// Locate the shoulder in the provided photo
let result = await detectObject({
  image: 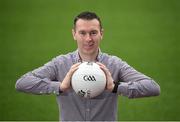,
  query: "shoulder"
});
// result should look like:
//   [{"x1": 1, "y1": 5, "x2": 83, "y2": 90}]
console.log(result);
[
  {"x1": 100, "y1": 52, "x2": 131, "y2": 70},
  {"x1": 50, "y1": 51, "x2": 76, "y2": 66},
  {"x1": 101, "y1": 52, "x2": 123, "y2": 64},
  {"x1": 55, "y1": 51, "x2": 74, "y2": 61},
  {"x1": 101, "y1": 52, "x2": 134, "y2": 76}
]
